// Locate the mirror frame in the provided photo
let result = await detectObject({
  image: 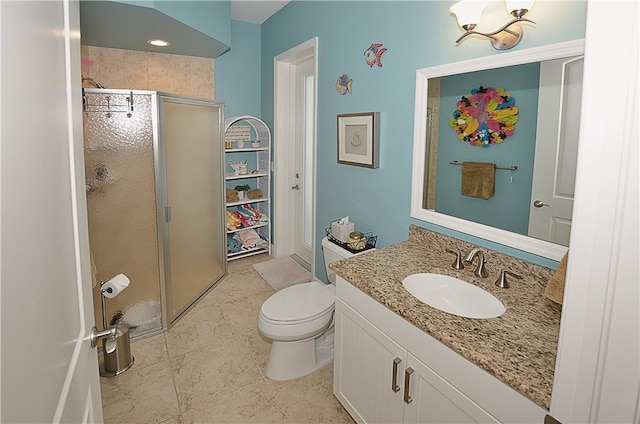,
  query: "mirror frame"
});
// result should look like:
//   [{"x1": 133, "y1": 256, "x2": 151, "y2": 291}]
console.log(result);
[{"x1": 411, "y1": 39, "x2": 584, "y2": 261}]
